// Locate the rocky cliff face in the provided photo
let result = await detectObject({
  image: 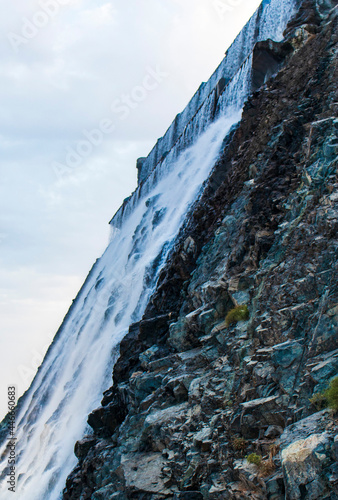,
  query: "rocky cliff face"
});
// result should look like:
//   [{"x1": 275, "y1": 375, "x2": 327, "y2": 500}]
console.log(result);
[{"x1": 64, "y1": 2, "x2": 338, "y2": 499}]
